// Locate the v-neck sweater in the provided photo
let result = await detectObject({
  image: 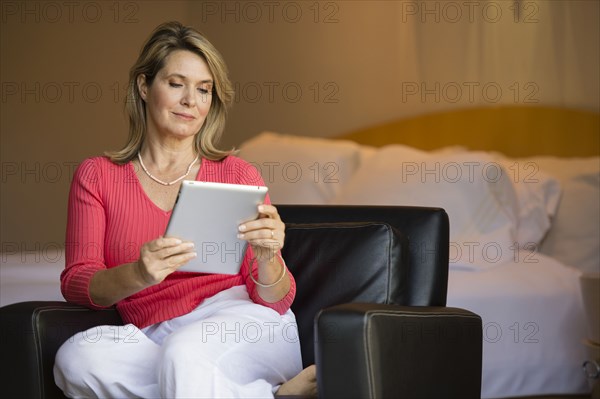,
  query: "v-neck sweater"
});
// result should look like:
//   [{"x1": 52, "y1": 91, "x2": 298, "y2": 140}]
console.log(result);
[{"x1": 61, "y1": 156, "x2": 295, "y2": 328}]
